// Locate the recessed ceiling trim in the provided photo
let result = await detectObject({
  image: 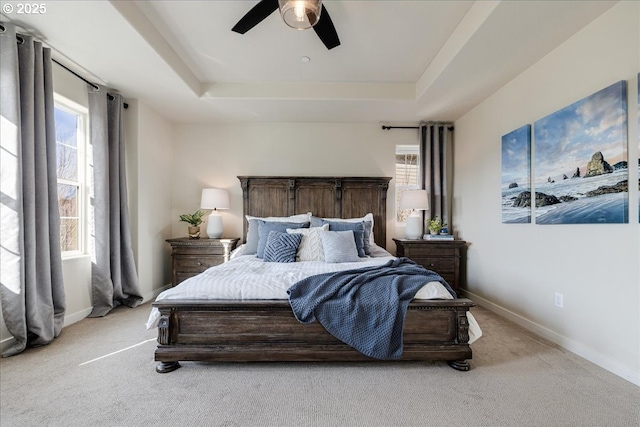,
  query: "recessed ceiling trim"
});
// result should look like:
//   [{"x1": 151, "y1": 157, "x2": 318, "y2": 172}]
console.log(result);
[
  {"x1": 202, "y1": 82, "x2": 415, "y2": 101},
  {"x1": 110, "y1": 0, "x2": 202, "y2": 96},
  {"x1": 415, "y1": 0, "x2": 500, "y2": 101}
]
